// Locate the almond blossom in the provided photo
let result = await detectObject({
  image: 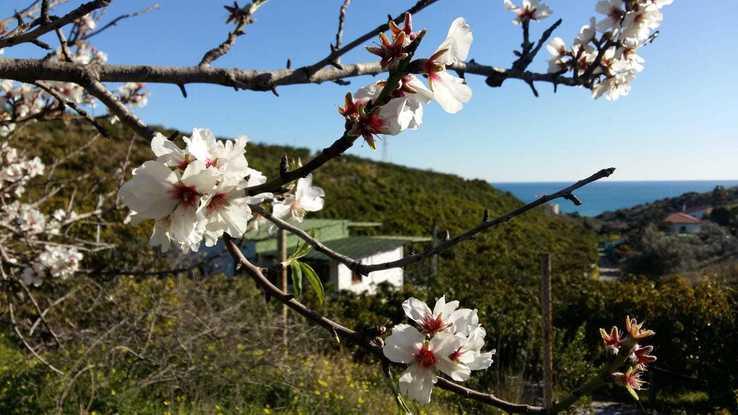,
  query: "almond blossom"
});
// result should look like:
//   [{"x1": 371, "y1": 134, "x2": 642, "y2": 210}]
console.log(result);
[
  {"x1": 383, "y1": 324, "x2": 465, "y2": 403},
  {"x1": 448, "y1": 326, "x2": 496, "y2": 371},
  {"x1": 422, "y1": 17, "x2": 473, "y2": 114},
  {"x1": 272, "y1": 174, "x2": 325, "y2": 223},
  {"x1": 119, "y1": 160, "x2": 218, "y2": 251},
  {"x1": 339, "y1": 91, "x2": 416, "y2": 149},
  {"x1": 120, "y1": 129, "x2": 278, "y2": 252},
  {"x1": 629, "y1": 344, "x2": 657, "y2": 368},
  {"x1": 612, "y1": 367, "x2": 646, "y2": 400},
  {"x1": 624, "y1": 315, "x2": 655, "y2": 340},
  {"x1": 595, "y1": 0, "x2": 626, "y2": 33},
  {"x1": 21, "y1": 245, "x2": 84, "y2": 286},
  {"x1": 384, "y1": 296, "x2": 495, "y2": 404},
  {"x1": 504, "y1": 0, "x2": 552, "y2": 24},
  {"x1": 402, "y1": 296, "x2": 474, "y2": 335},
  {"x1": 367, "y1": 13, "x2": 420, "y2": 68},
  {"x1": 199, "y1": 176, "x2": 254, "y2": 247},
  {"x1": 599, "y1": 326, "x2": 623, "y2": 354}
]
